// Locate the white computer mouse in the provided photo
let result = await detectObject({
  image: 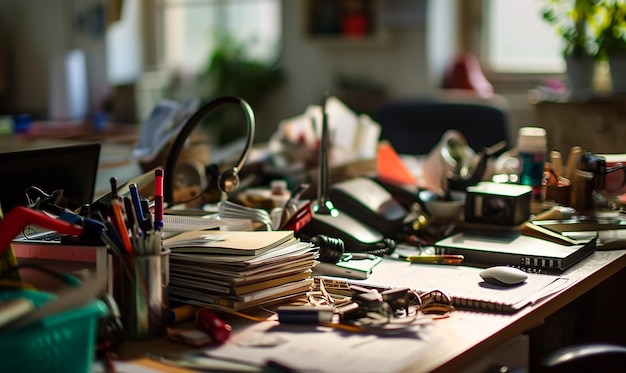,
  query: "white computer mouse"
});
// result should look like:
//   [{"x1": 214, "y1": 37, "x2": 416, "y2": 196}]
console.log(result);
[{"x1": 479, "y1": 266, "x2": 528, "y2": 286}]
